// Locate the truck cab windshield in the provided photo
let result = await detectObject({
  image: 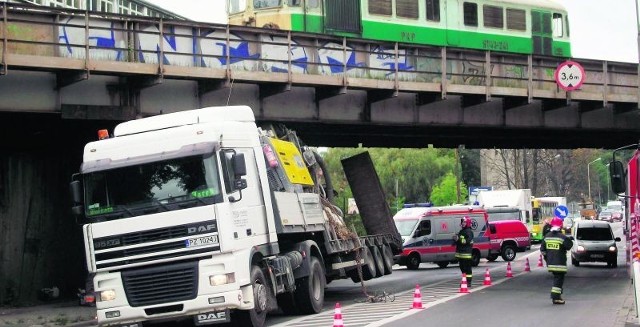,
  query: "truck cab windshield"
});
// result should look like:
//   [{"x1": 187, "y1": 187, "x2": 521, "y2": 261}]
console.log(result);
[{"x1": 83, "y1": 154, "x2": 222, "y2": 220}]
